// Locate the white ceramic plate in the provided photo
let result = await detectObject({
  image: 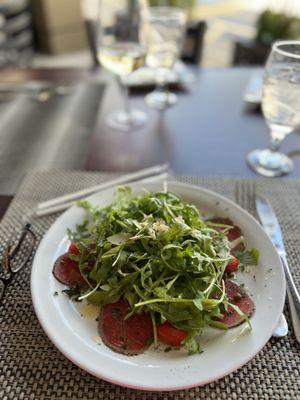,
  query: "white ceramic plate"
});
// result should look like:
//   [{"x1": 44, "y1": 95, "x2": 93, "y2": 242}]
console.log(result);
[{"x1": 31, "y1": 181, "x2": 285, "y2": 391}]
